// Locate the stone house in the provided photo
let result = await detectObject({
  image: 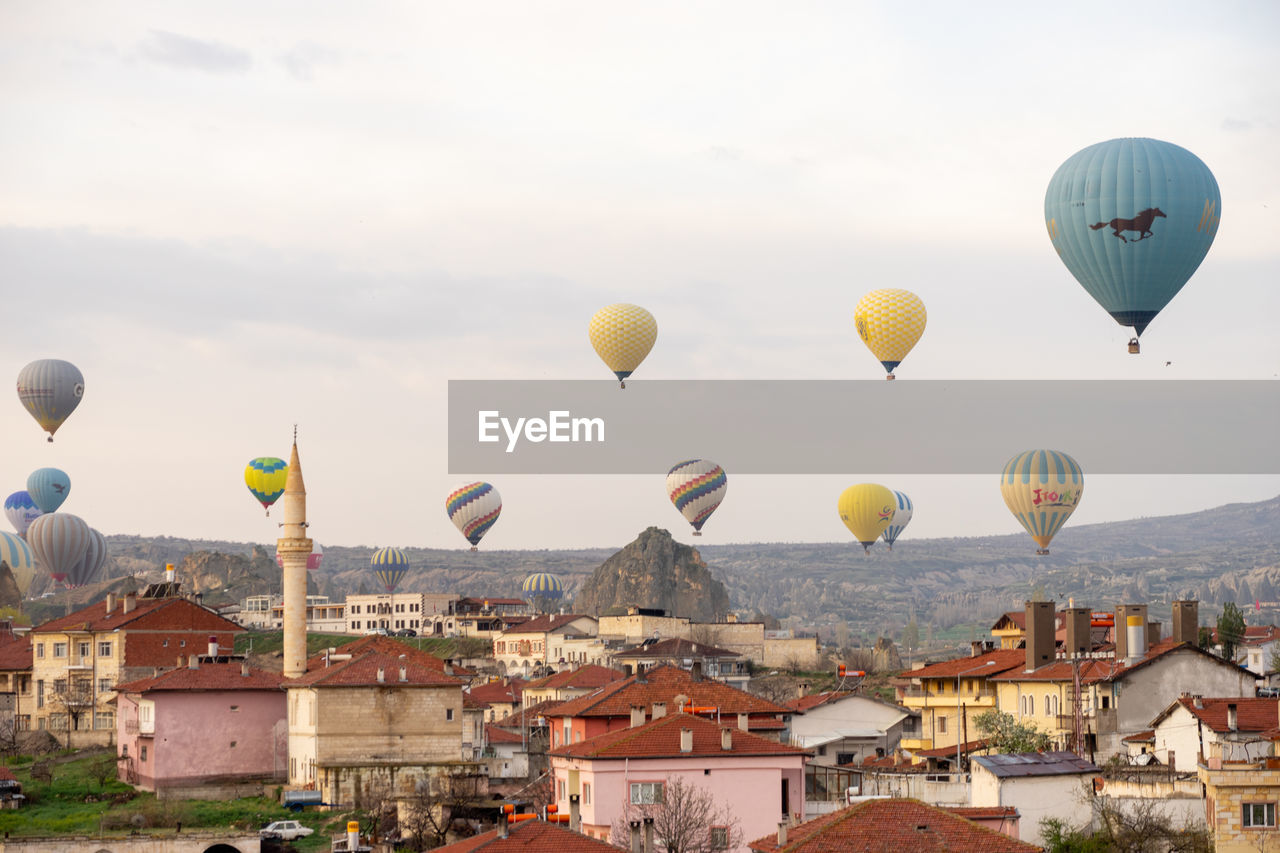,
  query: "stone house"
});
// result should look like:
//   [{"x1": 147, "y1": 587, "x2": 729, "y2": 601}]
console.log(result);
[
  {"x1": 0, "y1": 632, "x2": 33, "y2": 736},
  {"x1": 1149, "y1": 696, "x2": 1280, "y2": 772},
  {"x1": 1199, "y1": 756, "x2": 1280, "y2": 852},
  {"x1": 493, "y1": 615, "x2": 599, "y2": 676},
  {"x1": 522, "y1": 665, "x2": 625, "y2": 709}
]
